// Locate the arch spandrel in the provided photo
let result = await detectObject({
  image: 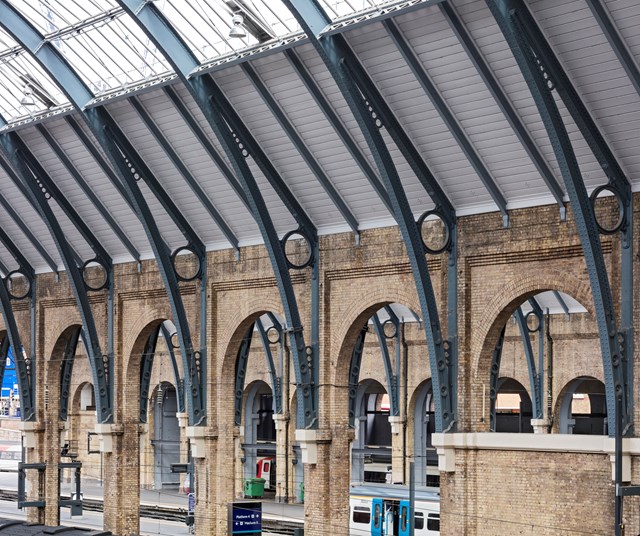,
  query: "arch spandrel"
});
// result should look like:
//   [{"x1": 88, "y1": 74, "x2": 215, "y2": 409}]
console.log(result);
[{"x1": 471, "y1": 269, "x2": 594, "y2": 378}]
